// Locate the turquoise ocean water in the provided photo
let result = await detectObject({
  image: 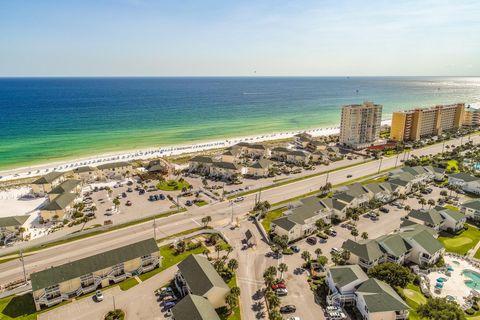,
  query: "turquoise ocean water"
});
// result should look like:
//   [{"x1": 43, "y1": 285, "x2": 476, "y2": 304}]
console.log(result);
[{"x1": 0, "y1": 77, "x2": 479, "y2": 170}]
